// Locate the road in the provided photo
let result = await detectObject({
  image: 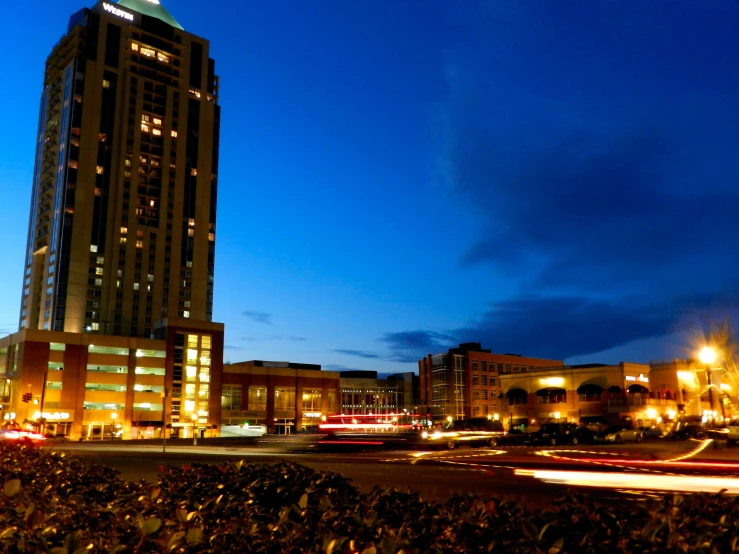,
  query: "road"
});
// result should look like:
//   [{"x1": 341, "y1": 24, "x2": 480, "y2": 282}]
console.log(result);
[{"x1": 45, "y1": 436, "x2": 739, "y2": 507}]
